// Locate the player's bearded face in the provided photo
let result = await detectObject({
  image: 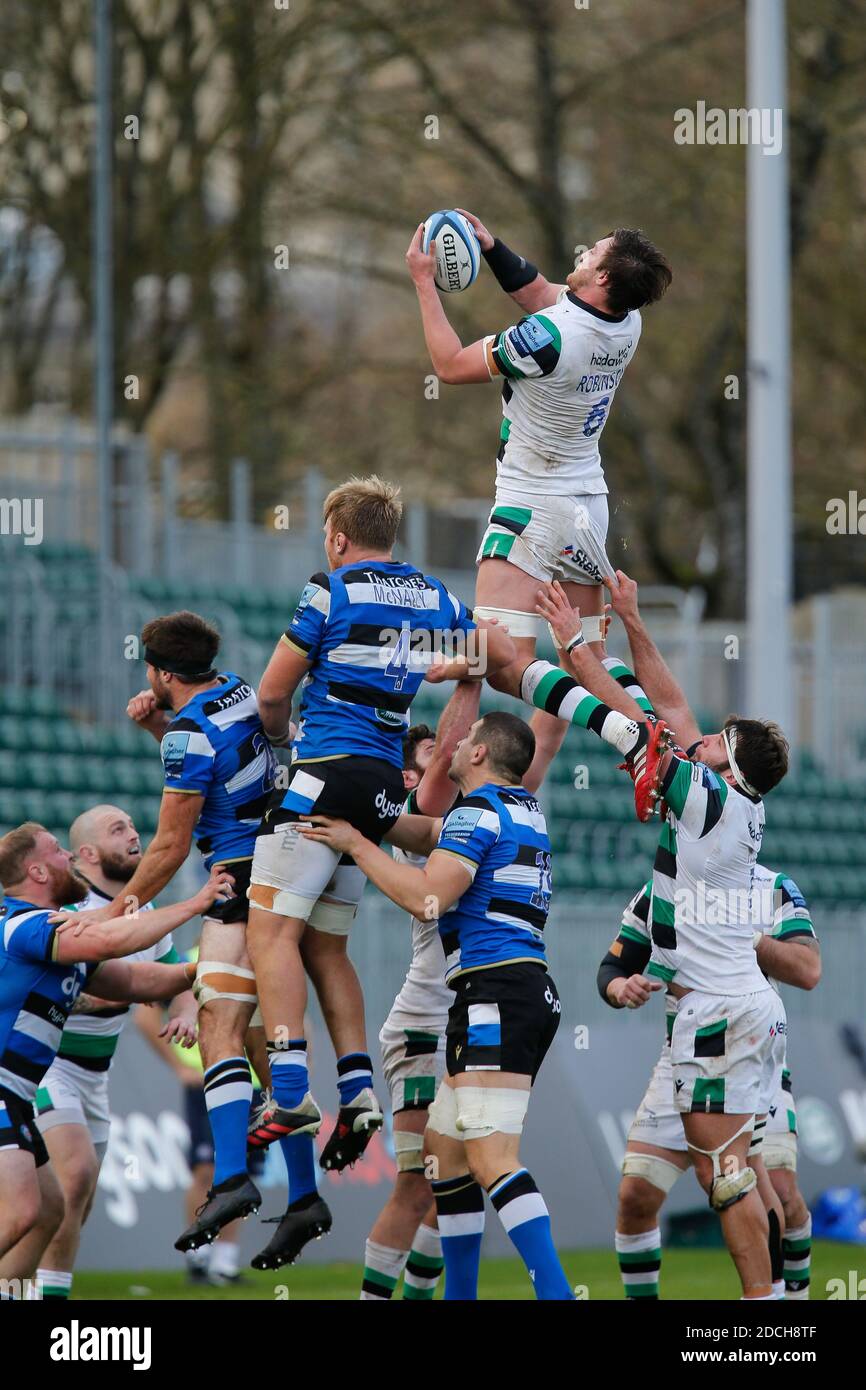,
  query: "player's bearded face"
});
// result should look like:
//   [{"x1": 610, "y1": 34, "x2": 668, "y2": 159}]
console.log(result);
[
  {"x1": 49, "y1": 863, "x2": 90, "y2": 906},
  {"x1": 98, "y1": 846, "x2": 140, "y2": 883},
  {"x1": 151, "y1": 671, "x2": 173, "y2": 709}
]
